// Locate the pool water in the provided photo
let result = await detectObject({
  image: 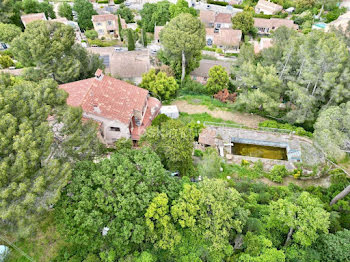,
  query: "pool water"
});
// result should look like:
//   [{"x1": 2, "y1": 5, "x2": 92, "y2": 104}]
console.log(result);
[{"x1": 232, "y1": 143, "x2": 288, "y2": 160}]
